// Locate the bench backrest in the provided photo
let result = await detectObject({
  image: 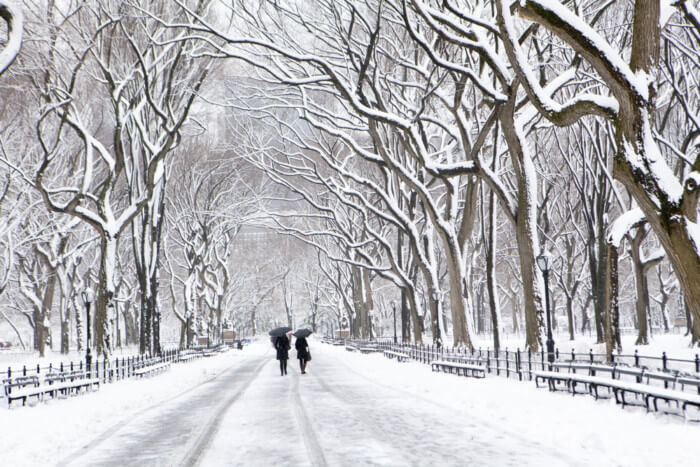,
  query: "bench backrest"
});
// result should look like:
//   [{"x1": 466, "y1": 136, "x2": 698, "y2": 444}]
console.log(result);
[{"x1": 3, "y1": 376, "x2": 40, "y2": 395}]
